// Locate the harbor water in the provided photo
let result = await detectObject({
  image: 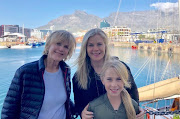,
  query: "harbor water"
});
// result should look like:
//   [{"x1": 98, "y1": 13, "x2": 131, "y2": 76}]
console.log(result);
[{"x1": 0, "y1": 44, "x2": 180, "y2": 117}]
